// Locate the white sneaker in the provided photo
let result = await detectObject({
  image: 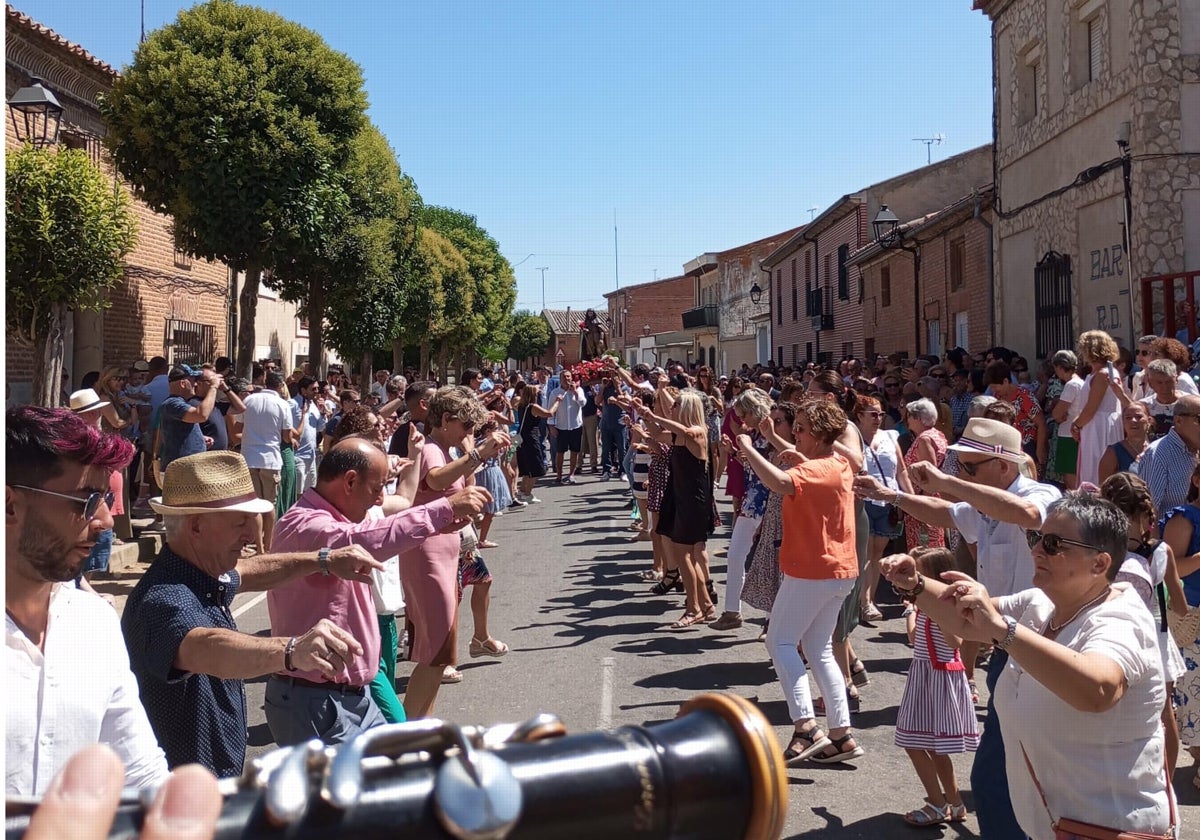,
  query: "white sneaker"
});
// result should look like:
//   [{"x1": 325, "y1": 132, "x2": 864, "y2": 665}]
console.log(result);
[{"x1": 527, "y1": 495, "x2": 543, "y2": 504}]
